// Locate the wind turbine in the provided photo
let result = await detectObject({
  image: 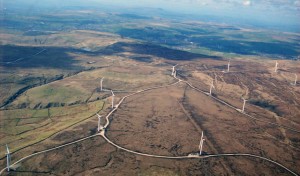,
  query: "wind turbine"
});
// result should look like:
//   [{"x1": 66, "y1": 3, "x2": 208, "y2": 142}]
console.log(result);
[
  {"x1": 97, "y1": 113, "x2": 103, "y2": 131},
  {"x1": 242, "y1": 98, "x2": 247, "y2": 113},
  {"x1": 171, "y1": 66, "x2": 175, "y2": 76},
  {"x1": 100, "y1": 77, "x2": 104, "y2": 91},
  {"x1": 209, "y1": 80, "x2": 215, "y2": 96},
  {"x1": 293, "y1": 74, "x2": 297, "y2": 86},
  {"x1": 274, "y1": 61, "x2": 278, "y2": 73},
  {"x1": 199, "y1": 131, "x2": 205, "y2": 156},
  {"x1": 172, "y1": 64, "x2": 178, "y2": 76},
  {"x1": 111, "y1": 90, "x2": 115, "y2": 108},
  {"x1": 214, "y1": 74, "x2": 218, "y2": 84},
  {"x1": 6, "y1": 144, "x2": 11, "y2": 172},
  {"x1": 227, "y1": 59, "x2": 231, "y2": 72}
]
